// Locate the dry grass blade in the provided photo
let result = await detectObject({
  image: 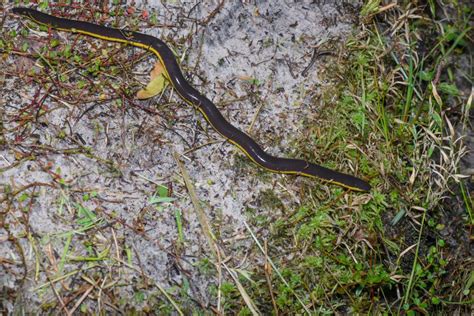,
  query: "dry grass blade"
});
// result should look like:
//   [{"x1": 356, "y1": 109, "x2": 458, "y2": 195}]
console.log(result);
[
  {"x1": 32, "y1": 265, "x2": 99, "y2": 291},
  {"x1": 173, "y1": 151, "x2": 260, "y2": 315},
  {"x1": 244, "y1": 221, "x2": 312, "y2": 314},
  {"x1": 223, "y1": 263, "x2": 261, "y2": 316},
  {"x1": 172, "y1": 151, "x2": 217, "y2": 257},
  {"x1": 113, "y1": 257, "x2": 184, "y2": 316},
  {"x1": 69, "y1": 283, "x2": 95, "y2": 314}
]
